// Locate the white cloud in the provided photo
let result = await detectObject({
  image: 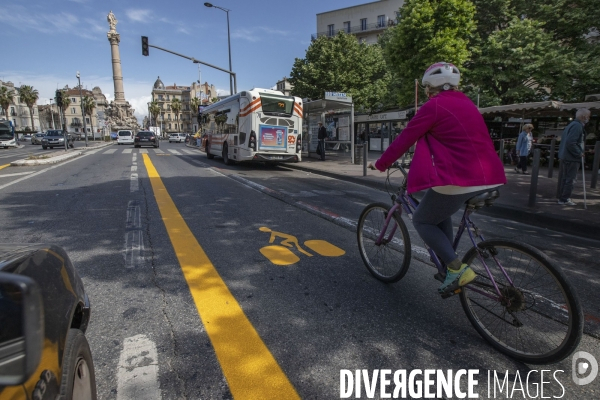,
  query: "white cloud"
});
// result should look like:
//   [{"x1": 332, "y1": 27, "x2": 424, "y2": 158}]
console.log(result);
[
  {"x1": 125, "y1": 9, "x2": 153, "y2": 23},
  {"x1": 232, "y1": 26, "x2": 291, "y2": 42}
]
